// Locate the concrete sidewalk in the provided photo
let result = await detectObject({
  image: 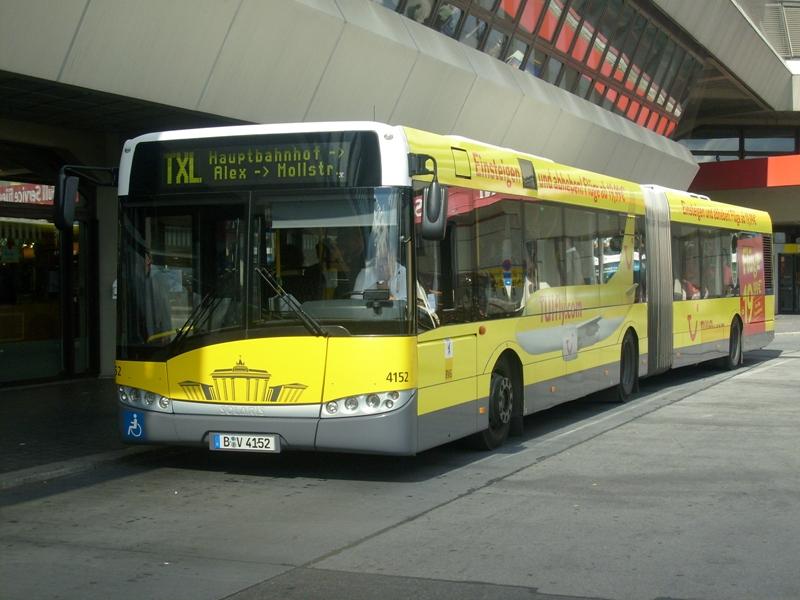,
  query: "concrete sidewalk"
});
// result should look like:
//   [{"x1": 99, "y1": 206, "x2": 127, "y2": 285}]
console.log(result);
[
  {"x1": 0, "y1": 377, "x2": 155, "y2": 489},
  {"x1": 1, "y1": 315, "x2": 798, "y2": 491}
]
